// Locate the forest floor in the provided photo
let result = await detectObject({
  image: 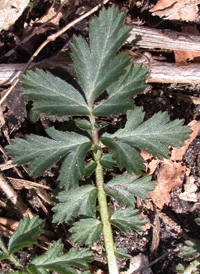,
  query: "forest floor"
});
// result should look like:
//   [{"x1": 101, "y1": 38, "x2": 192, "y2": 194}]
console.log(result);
[{"x1": 0, "y1": 0, "x2": 200, "y2": 273}]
